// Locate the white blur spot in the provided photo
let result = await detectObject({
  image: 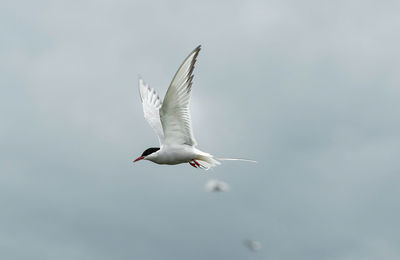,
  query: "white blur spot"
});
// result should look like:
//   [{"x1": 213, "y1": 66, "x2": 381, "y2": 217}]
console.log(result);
[
  {"x1": 205, "y1": 179, "x2": 230, "y2": 192},
  {"x1": 244, "y1": 240, "x2": 262, "y2": 251}
]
